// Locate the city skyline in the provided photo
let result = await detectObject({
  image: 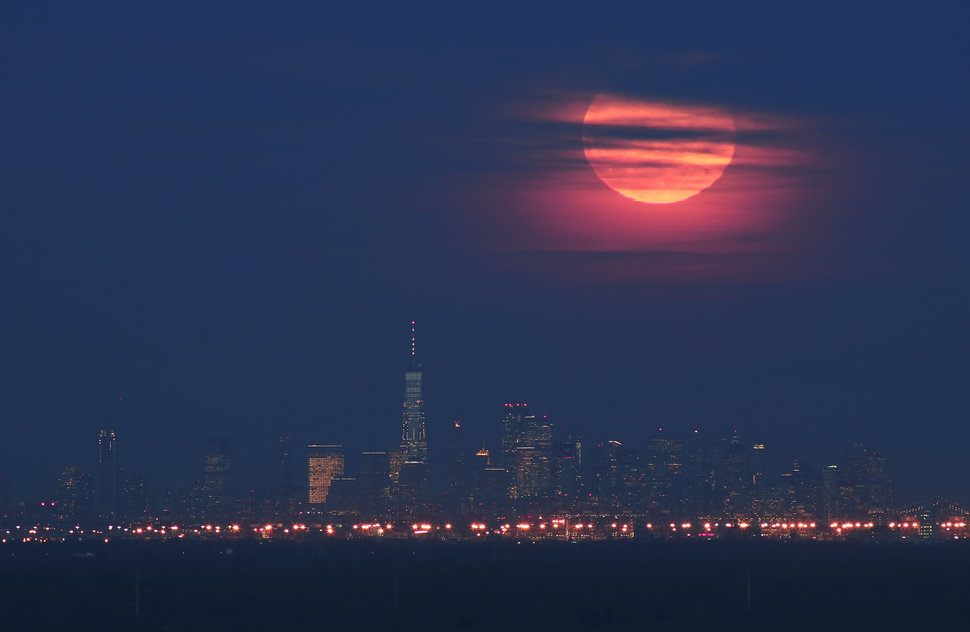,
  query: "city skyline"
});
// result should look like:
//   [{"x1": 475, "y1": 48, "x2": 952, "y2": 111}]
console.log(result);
[
  {"x1": 3, "y1": 324, "x2": 961, "y2": 522},
  {"x1": 2, "y1": 3, "x2": 967, "y2": 535},
  {"x1": 4, "y1": 318, "x2": 964, "y2": 509},
  {"x1": 2, "y1": 4, "x2": 967, "y2": 629}
]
